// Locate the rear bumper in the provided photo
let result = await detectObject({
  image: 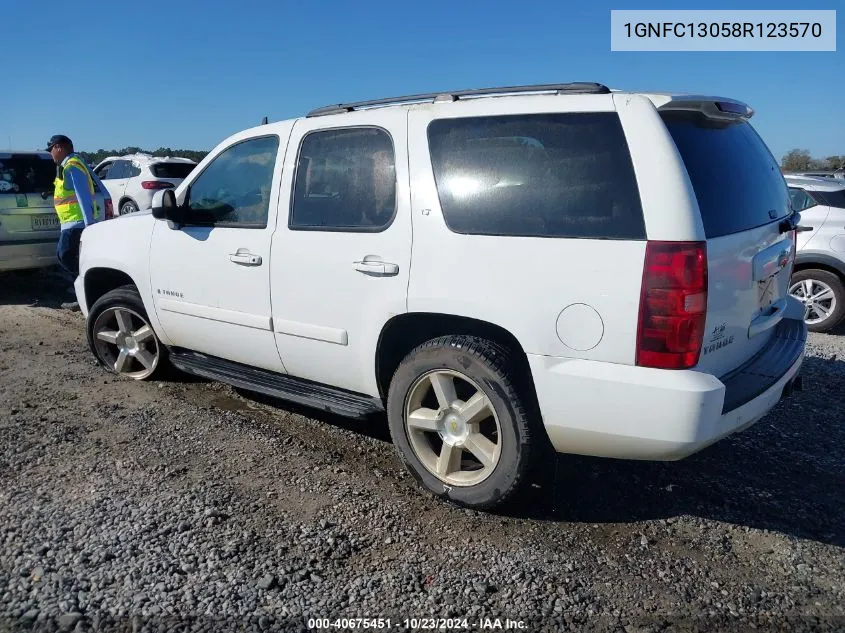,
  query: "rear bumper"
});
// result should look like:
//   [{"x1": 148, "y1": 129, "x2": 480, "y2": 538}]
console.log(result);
[
  {"x1": 530, "y1": 313, "x2": 807, "y2": 461},
  {"x1": 0, "y1": 240, "x2": 58, "y2": 272}
]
